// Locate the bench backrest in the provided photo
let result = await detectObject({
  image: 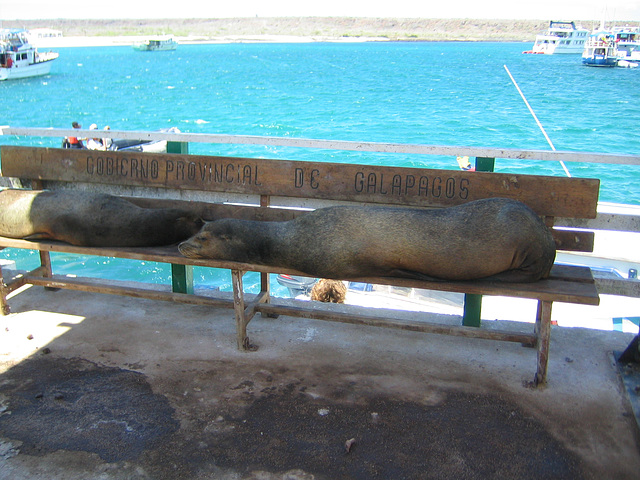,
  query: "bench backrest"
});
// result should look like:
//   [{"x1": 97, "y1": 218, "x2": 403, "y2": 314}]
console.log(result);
[{"x1": 0, "y1": 146, "x2": 600, "y2": 252}]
